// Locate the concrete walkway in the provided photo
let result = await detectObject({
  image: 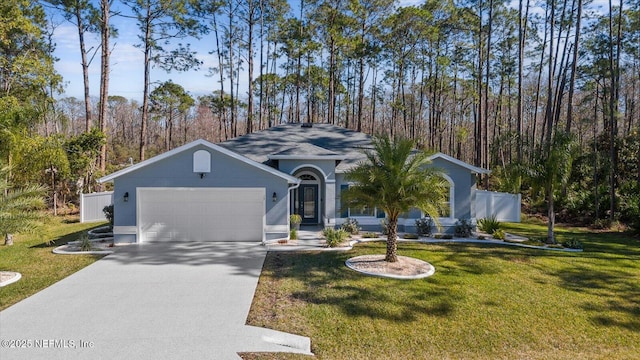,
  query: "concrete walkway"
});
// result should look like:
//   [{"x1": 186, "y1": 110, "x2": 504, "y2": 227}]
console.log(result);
[{"x1": 0, "y1": 242, "x2": 312, "y2": 360}]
